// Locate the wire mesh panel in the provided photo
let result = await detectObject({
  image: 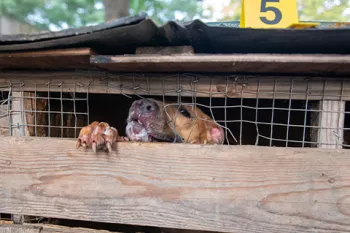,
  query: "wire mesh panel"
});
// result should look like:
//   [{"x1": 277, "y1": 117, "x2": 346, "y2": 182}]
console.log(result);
[
  {"x1": 1, "y1": 82, "x2": 89, "y2": 138},
  {"x1": 1, "y1": 72, "x2": 349, "y2": 148}
]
